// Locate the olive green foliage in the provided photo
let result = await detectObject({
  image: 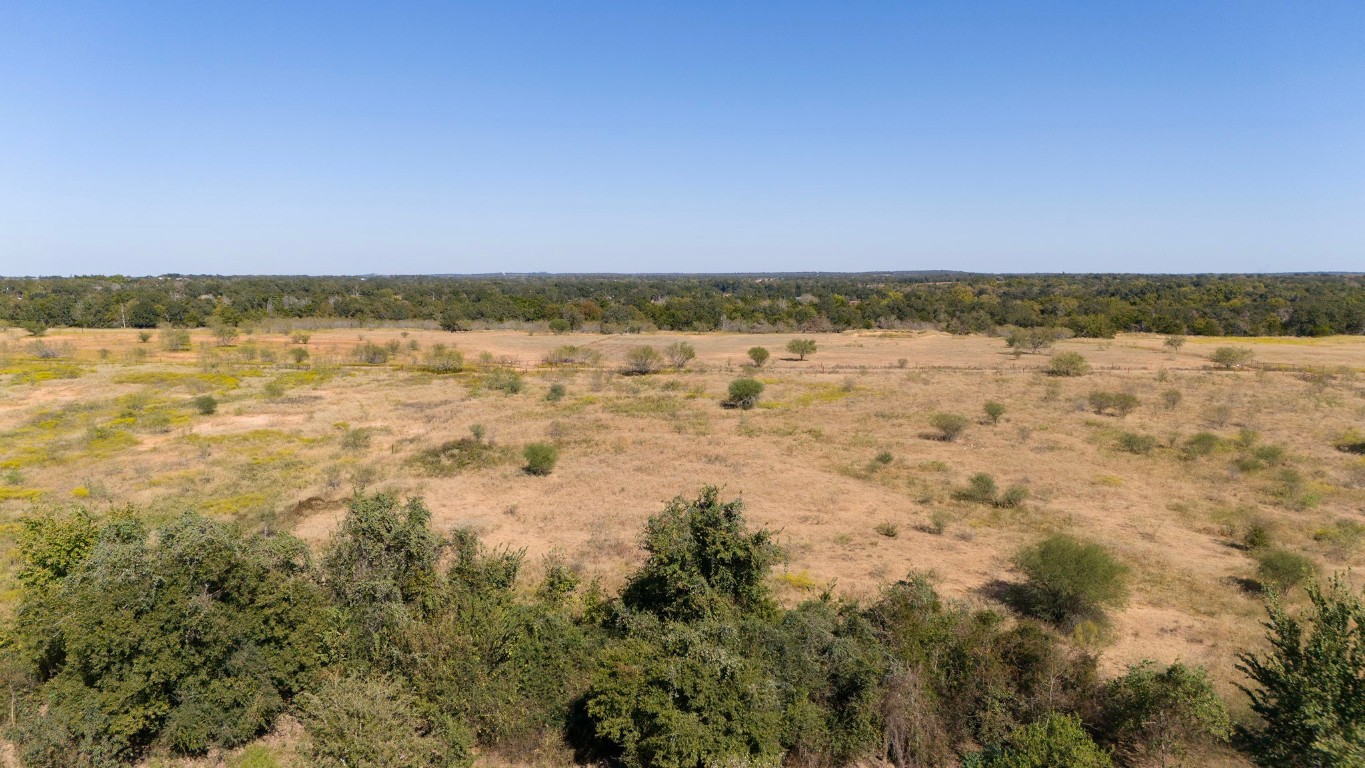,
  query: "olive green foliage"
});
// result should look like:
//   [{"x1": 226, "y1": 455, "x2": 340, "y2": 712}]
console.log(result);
[
  {"x1": 1012, "y1": 535, "x2": 1130, "y2": 626},
  {"x1": 1181, "y1": 432, "x2": 1222, "y2": 460},
  {"x1": 1163, "y1": 335, "x2": 1186, "y2": 352},
  {"x1": 191, "y1": 394, "x2": 218, "y2": 415},
  {"x1": 1047, "y1": 352, "x2": 1090, "y2": 377},
  {"x1": 956, "y1": 473, "x2": 1029, "y2": 508},
  {"x1": 969, "y1": 714, "x2": 1113, "y2": 768},
  {"x1": 930, "y1": 412, "x2": 970, "y2": 441},
  {"x1": 546, "y1": 382, "x2": 567, "y2": 401},
  {"x1": 786, "y1": 338, "x2": 818, "y2": 360},
  {"x1": 353, "y1": 341, "x2": 392, "y2": 364},
  {"x1": 419, "y1": 344, "x2": 463, "y2": 373},
  {"x1": 1088, "y1": 391, "x2": 1139, "y2": 417},
  {"x1": 1116, "y1": 432, "x2": 1156, "y2": 455},
  {"x1": 623, "y1": 345, "x2": 664, "y2": 375},
  {"x1": 1237, "y1": 577, "x2": 1365, "y2": 768},
  {"x1": 548, "y1": 318, "x2": 571, "y2": 334},
  {"x1": 1334, "y1": 428, "x2": 1365, "y2": 455},
  {"x1": 12, "y1": 513, "x2": 333, "y2": 764},
  {"x1": 1210, "y1": 346, "x2": 1255, "y2": 370},
  {"x1": 14, "y1": 508, "x2": 98, "y2": 589},
  {"x1": 481, "y1": 367, "x2": 524, "y2": 394},
  {"x1": 523, "y1": 441, "x2": 559, "y2": 475},
  {"x1": 296, "y1": 675, "x2": 463, "y2": 768},
  {"x1": 1005, "y1": 326, "x2": 1069, "y2": 354},
  {"x1": 1099, "y1": 661, "x2": 1230, "y2": 767},
  {"x1": 664, "y1": 341, "x2": 696, "y2": 369},
  {"x1": 747, "y1": 346, "x2": 770, "y2": 367},
  {"x1": 160, "y1": 327, "x2": 192, "y2": 351},
  {"x1": 411, "y1": 427, "x2": 513, "y2": 476},
  {"x1": 1253, "y1": 548, "x2": 1317, "y2": 594},
  {"x1": 725, "y1": 377, "x2": 765, "y2": 409},
  {"x1": 984, "y1": 401, "x2": 1006, "y2": 424}
]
